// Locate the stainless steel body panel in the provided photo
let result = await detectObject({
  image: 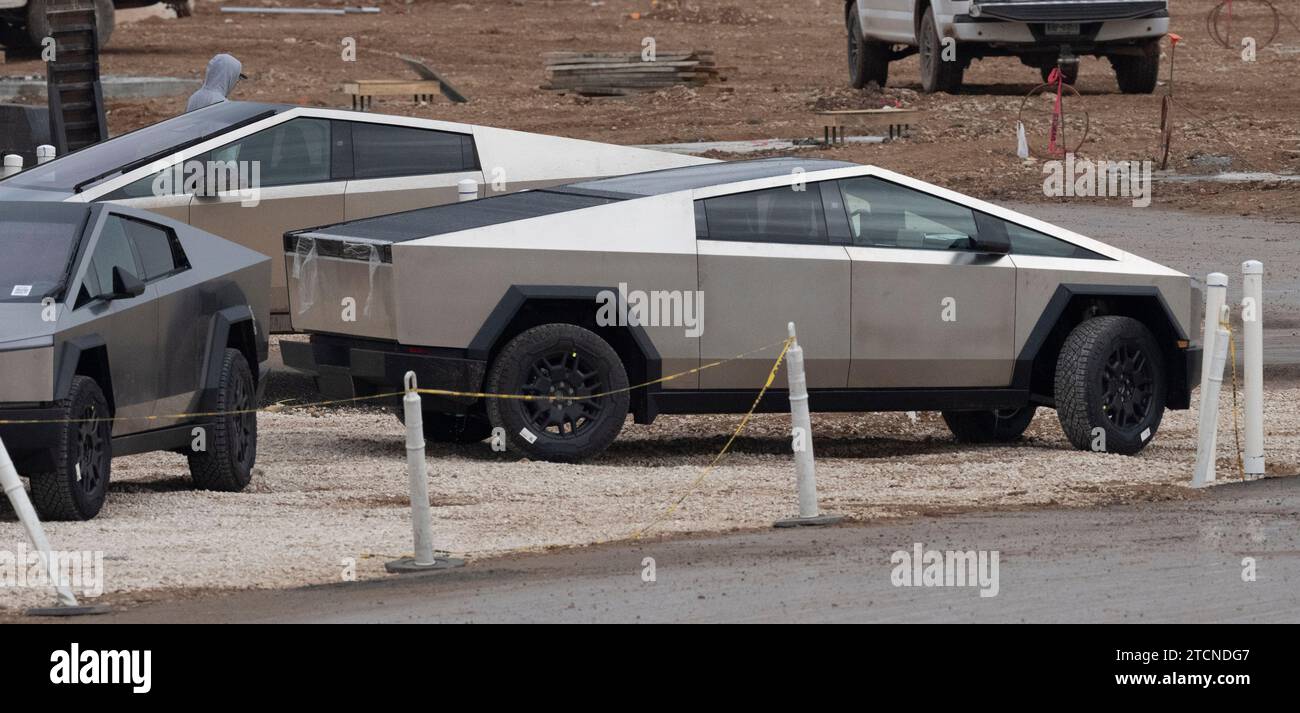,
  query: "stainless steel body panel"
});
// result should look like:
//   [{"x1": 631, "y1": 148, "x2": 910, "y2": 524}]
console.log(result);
[
  {"x1": 847, "y1": 247, "x2": 1017, "y2": 387},
  {"x1": 697, "y1": 241, "x2": 850, "y2": 388}
]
